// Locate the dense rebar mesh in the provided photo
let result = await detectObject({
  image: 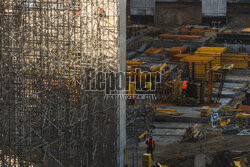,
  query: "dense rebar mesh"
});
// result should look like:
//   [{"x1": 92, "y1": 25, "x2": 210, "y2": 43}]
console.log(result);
[{"x1": 0, "y1": 0, "x2": 120, "y2": 166}]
